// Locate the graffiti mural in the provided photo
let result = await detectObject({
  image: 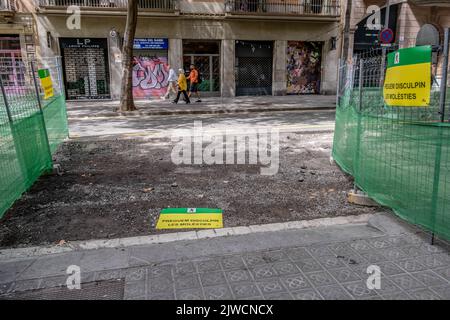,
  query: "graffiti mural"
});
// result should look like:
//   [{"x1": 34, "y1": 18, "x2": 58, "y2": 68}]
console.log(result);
[
  {"x1": 286, "y1": 41, "x2": 322, "y2": 94},
  {"x1": 132, "y1": 56, "x2": 169, "y2": 99}
]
